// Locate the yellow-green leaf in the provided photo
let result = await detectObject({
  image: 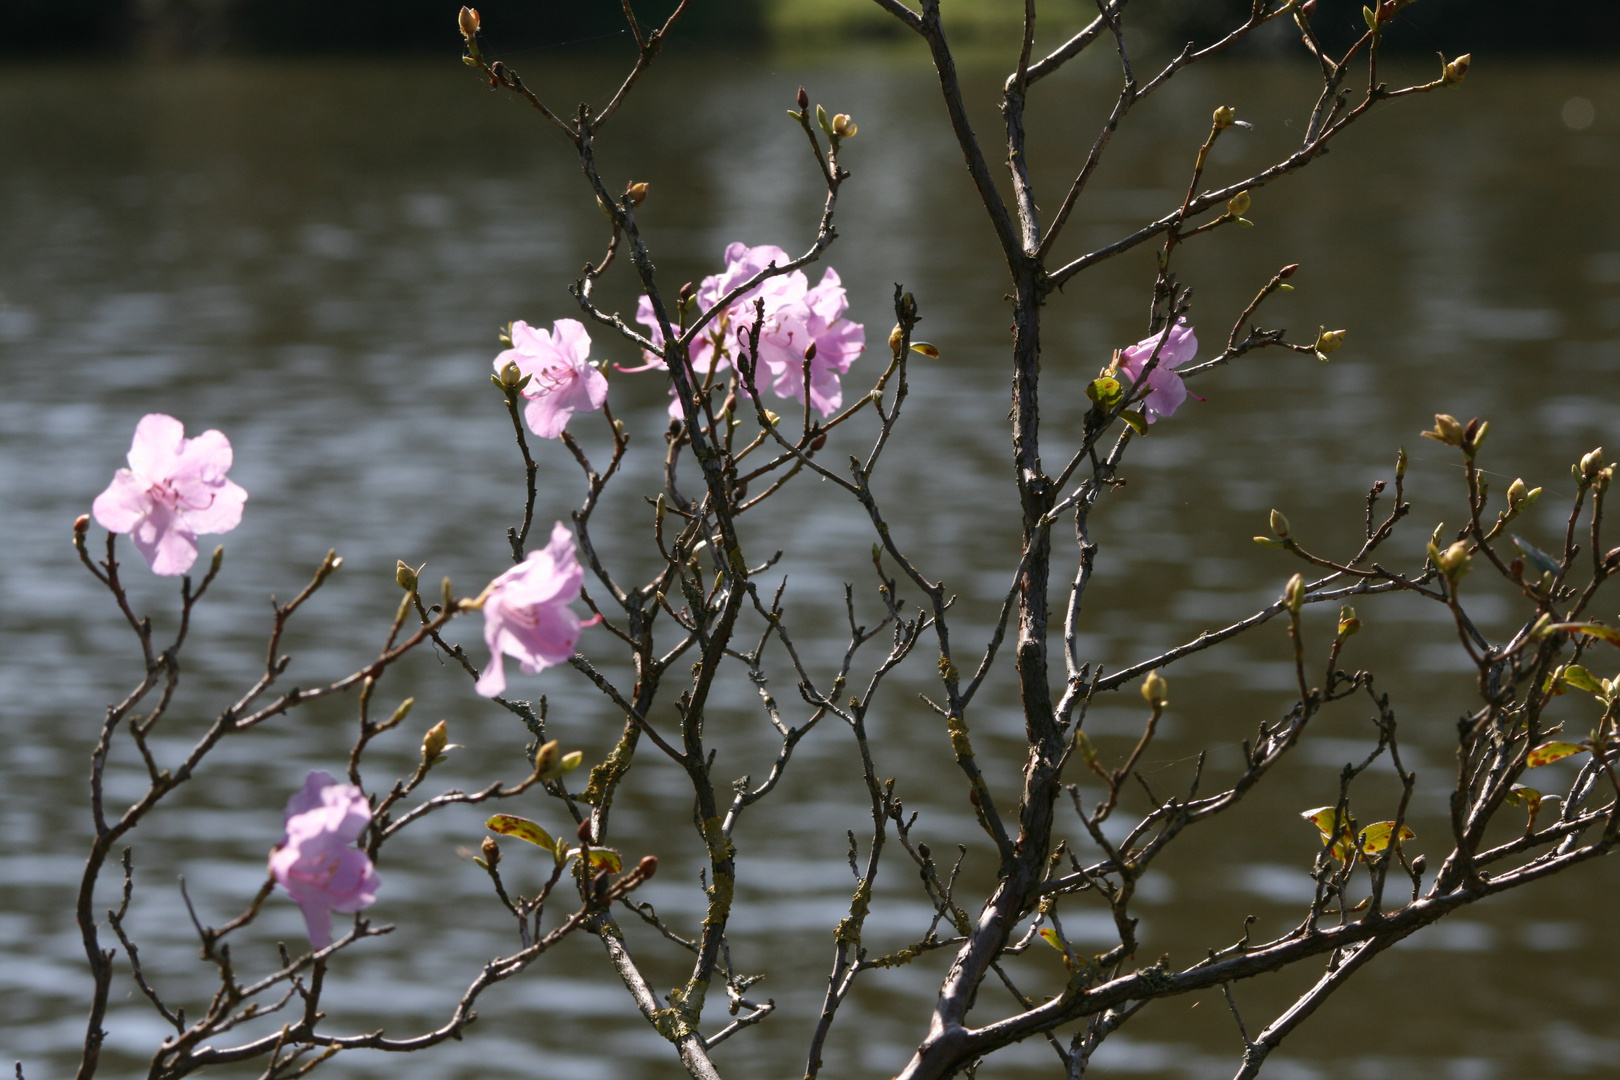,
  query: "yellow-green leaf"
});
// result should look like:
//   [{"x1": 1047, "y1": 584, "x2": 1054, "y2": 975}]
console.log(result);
[
  {"x1": 1526, "y1": 741, "x2": 1585, "y2": 768},
  {"x1": 1547, "y1": 622, "x2": 1620, "y2": 646},
  {"x1": 566, "y1": 847, "x2": 623, "y2": 873},
  {"x1": 486, "y1": 814, "x2": 556, "y2": 853},
  {"x1": 1038, "y1": 927, "x2": 1065, "y2": 953},
  {"x1": 909, "y1": 342, "x2": 941, "y2": 359},
  {"x1": 1558, "y1": 664, "x2": 1606, "y2": 697},
  {"x1": 1503, "y1": 784, "x2": 1542, "y2": 812},
  {"x1": 1119, "y1": 409, "x2": 1148, "y2": 436},
  {"x1": 1302, "y1": 806, "x2": 1355, "y2": 840},
  {"x1": 1356, "y1": 821, "x2": 1415, "y2": 855},
  {"x1": 1086, "y1": 377, "x2": 1123, "y2": 409}
]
